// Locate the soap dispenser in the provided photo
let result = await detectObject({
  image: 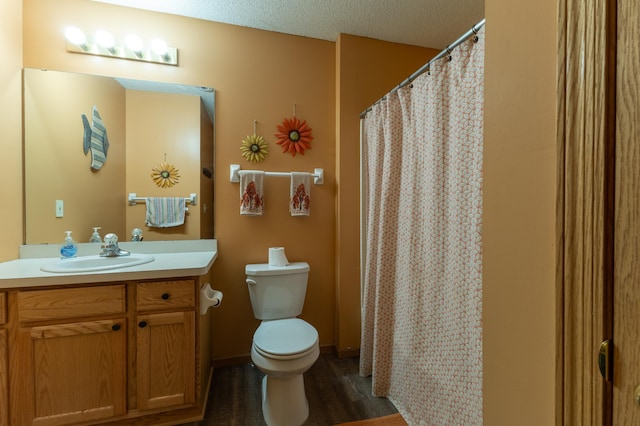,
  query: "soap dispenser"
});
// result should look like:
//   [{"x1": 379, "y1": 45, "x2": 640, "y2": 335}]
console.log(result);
[
  {"x1": 60, "y1": 231, "x2": 78, "y2": 259},
  {"x1": 89, "y1": 227, "x2": 102, "y2": 243}
]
